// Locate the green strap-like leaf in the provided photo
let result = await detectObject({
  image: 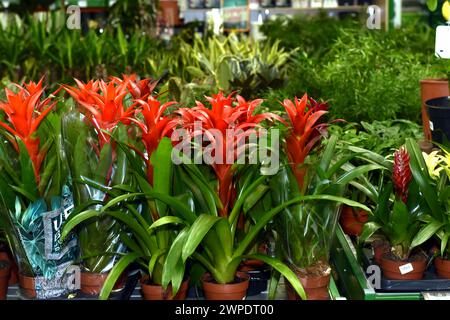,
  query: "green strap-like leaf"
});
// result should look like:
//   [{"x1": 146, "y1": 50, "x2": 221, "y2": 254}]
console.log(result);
[
  {"x1": 17, "y1": 139, "x2": 38, "y2": 199},
  {"x1": 162, "y1": 227, "x2": 190, "y2": 291},
  {"x1": 235, "y1": 194, "x2": 370, "y2": 258},
  {"x1": 336, "y1": 164, "x2": 385, "y2": 185},
  {"x1": 229, "y1": 175, "x2": 267, "y2": 229},
  {"x1": 101, "y1": 193, "x2": 144, "y2": 212},
  {"x1": 94, "y1": 143, "x2": 113, "y2": 184},
  {"x1": 359, "y1": 222, "x2": 382, "y2": 245},
  {"x1": 182, "y1": 214, "x2": 222, "y2": 262},
  {"x1": 245, "y1": 254, "x2": 307, "y2": 300},
  {"x1": 148, "y1": 216, "x2": 186, "y2": 232},
  {"x1": 61, "y1": 209, "x2": 100, "y2": 241},
  {"x1": 99, "y1": 252, "x2": 141, "y2": 300},
  {"x1": 406, "y1": 139, "x2": 444, "y2": 219},
  {"x1": 411, "y1": 220, "x2": 444, "y2": 249},
  {"x1": 151, "y1": 137, "x2": 173, "y2": 217},
  {"x1": 148, "y1": 248, "x2": 168, "y2": 278}
]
